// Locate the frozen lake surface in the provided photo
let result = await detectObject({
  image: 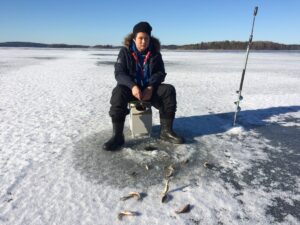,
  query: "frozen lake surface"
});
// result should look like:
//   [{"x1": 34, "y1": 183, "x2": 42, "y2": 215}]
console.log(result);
[{"x1": 0, "y1": 48, "x2": 299, "y2": 225}]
